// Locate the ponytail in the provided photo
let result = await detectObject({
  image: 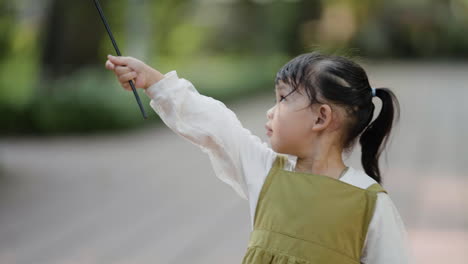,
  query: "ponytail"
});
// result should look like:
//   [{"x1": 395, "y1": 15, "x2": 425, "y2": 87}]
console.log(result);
[{"x1": 359, "y1": 88, "x2": 400, "y2": 184}]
